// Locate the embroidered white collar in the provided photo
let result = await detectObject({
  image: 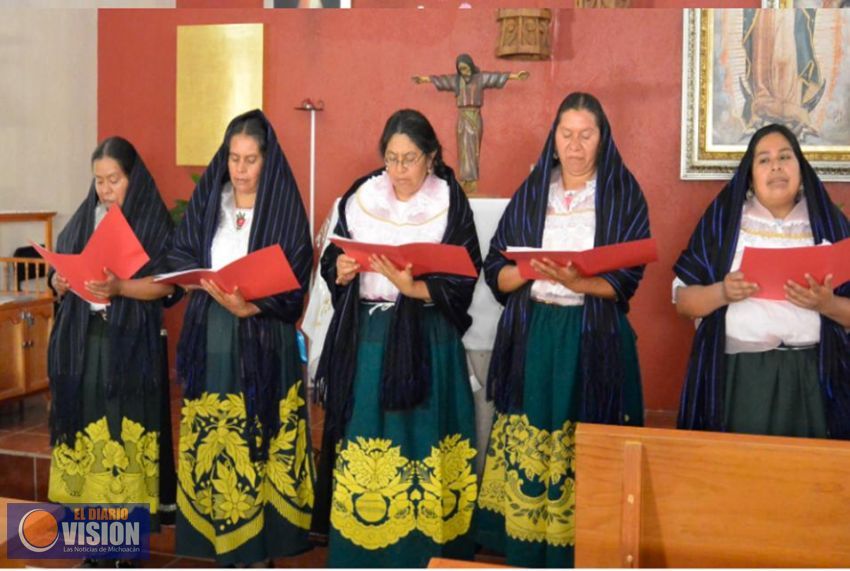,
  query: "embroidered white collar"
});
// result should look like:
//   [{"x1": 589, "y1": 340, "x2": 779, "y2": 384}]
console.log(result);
[
  {"x1": 355, "y1": 171, "x2": 449, "y2": 226},
  {"x1": 745, "y1": 194, "x2": 809, "y2": 225}
]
